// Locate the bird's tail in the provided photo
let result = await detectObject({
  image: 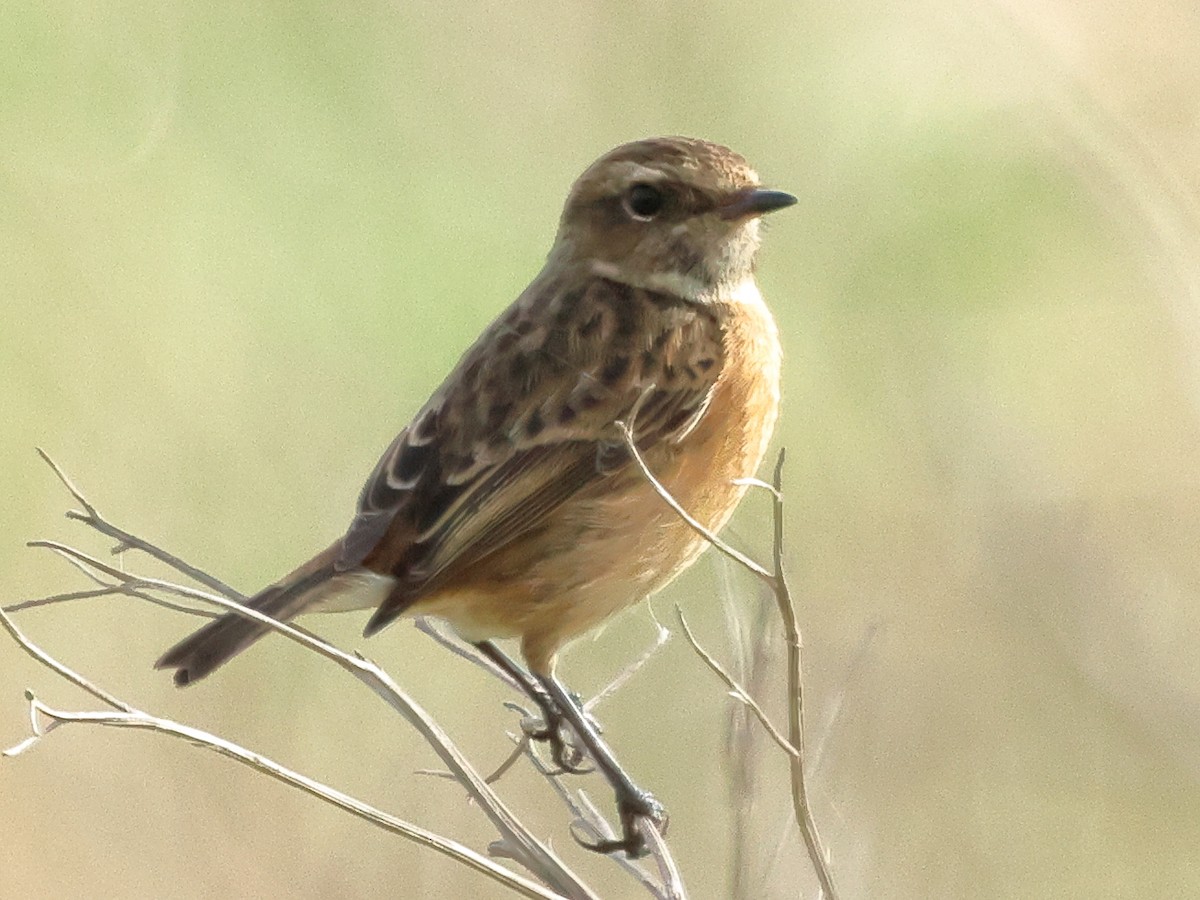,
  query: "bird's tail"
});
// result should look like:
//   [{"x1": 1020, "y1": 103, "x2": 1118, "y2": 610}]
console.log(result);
[{"x1": 155, "y1": 543, "x2": 341, "y2": 686}]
